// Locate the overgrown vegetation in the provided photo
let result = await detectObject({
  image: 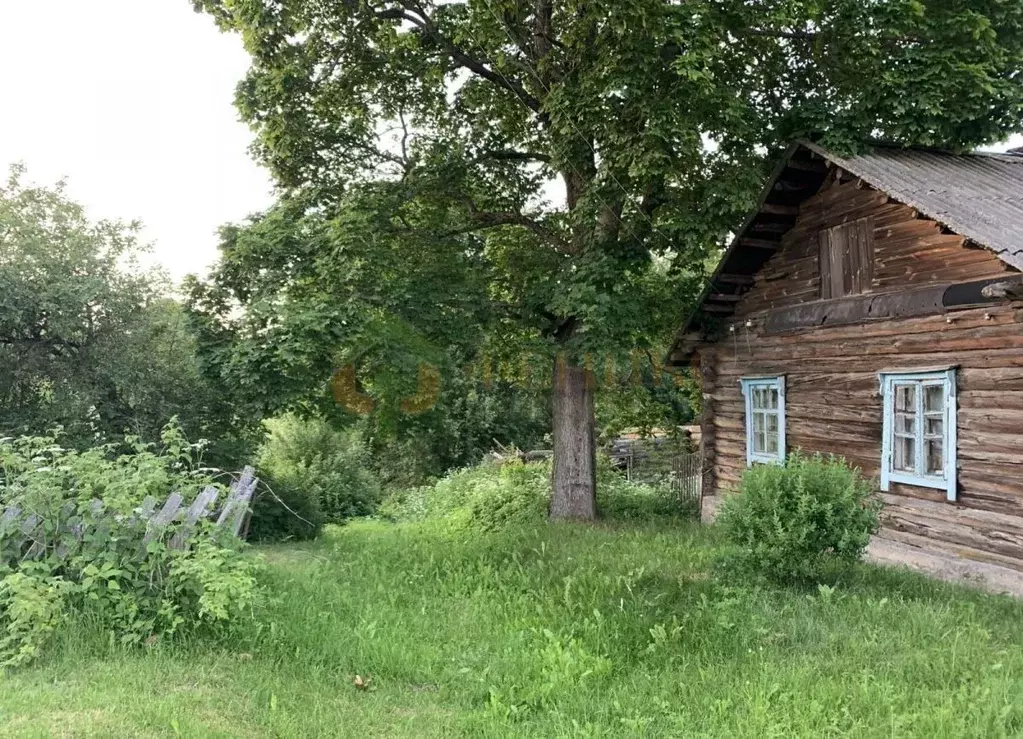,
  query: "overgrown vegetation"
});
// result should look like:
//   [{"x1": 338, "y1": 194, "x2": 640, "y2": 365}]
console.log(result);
[
  {"x1": 248, "y1": 415, "x2": 383, "y2": 542},
  {"x1": 717, "y1": 453, "x2": 881, "y2": 583},
  {"x1": 5, "y1": 516, "x2": 1023, "y2": 735},
  {"x1": 380, "y1": 455, "x2": 687, "y2": 530},
  {"x1": 0, "y1": 423, "x2": 258, "y2": 668},
  {"x1": 0, "y1": 166, "x2": 257, "y2": 469}
]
